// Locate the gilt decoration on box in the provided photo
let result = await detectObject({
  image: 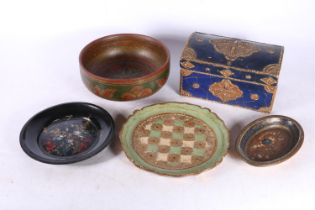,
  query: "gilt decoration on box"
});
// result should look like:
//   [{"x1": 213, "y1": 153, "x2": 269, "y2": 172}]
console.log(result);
[{"x1": 180, "y1": 32, "x2": 284, "y2": 113}]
